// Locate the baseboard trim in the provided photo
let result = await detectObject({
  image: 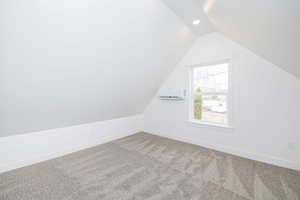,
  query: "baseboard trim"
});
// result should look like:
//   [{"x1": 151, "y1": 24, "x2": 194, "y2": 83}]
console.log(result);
[
  {"x1": 145, "y1": 130, "x2": 300, "y2": 171},
  {"x1": 0, "y1": 115, "x2": 142, "y2": 173},
  {"x1": 0, "y1": 133, "x2": 135, "y2": 174}
]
